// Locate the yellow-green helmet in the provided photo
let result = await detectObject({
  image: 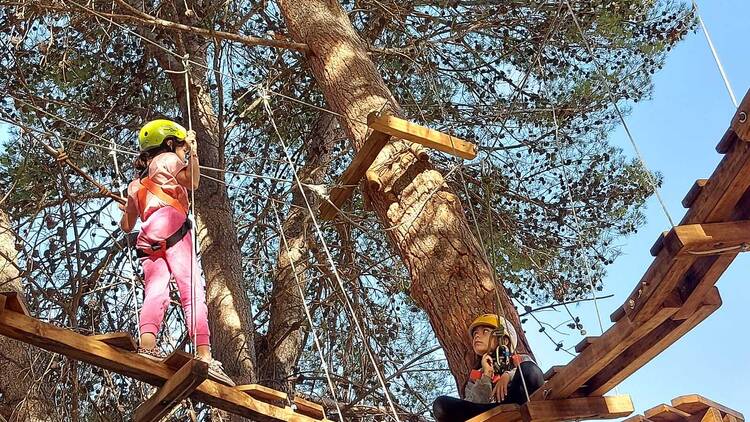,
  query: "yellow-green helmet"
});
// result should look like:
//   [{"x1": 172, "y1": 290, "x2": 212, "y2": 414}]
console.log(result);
[{"x1": 138, "y1": 119, "x2": 187, "y2": 151}]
